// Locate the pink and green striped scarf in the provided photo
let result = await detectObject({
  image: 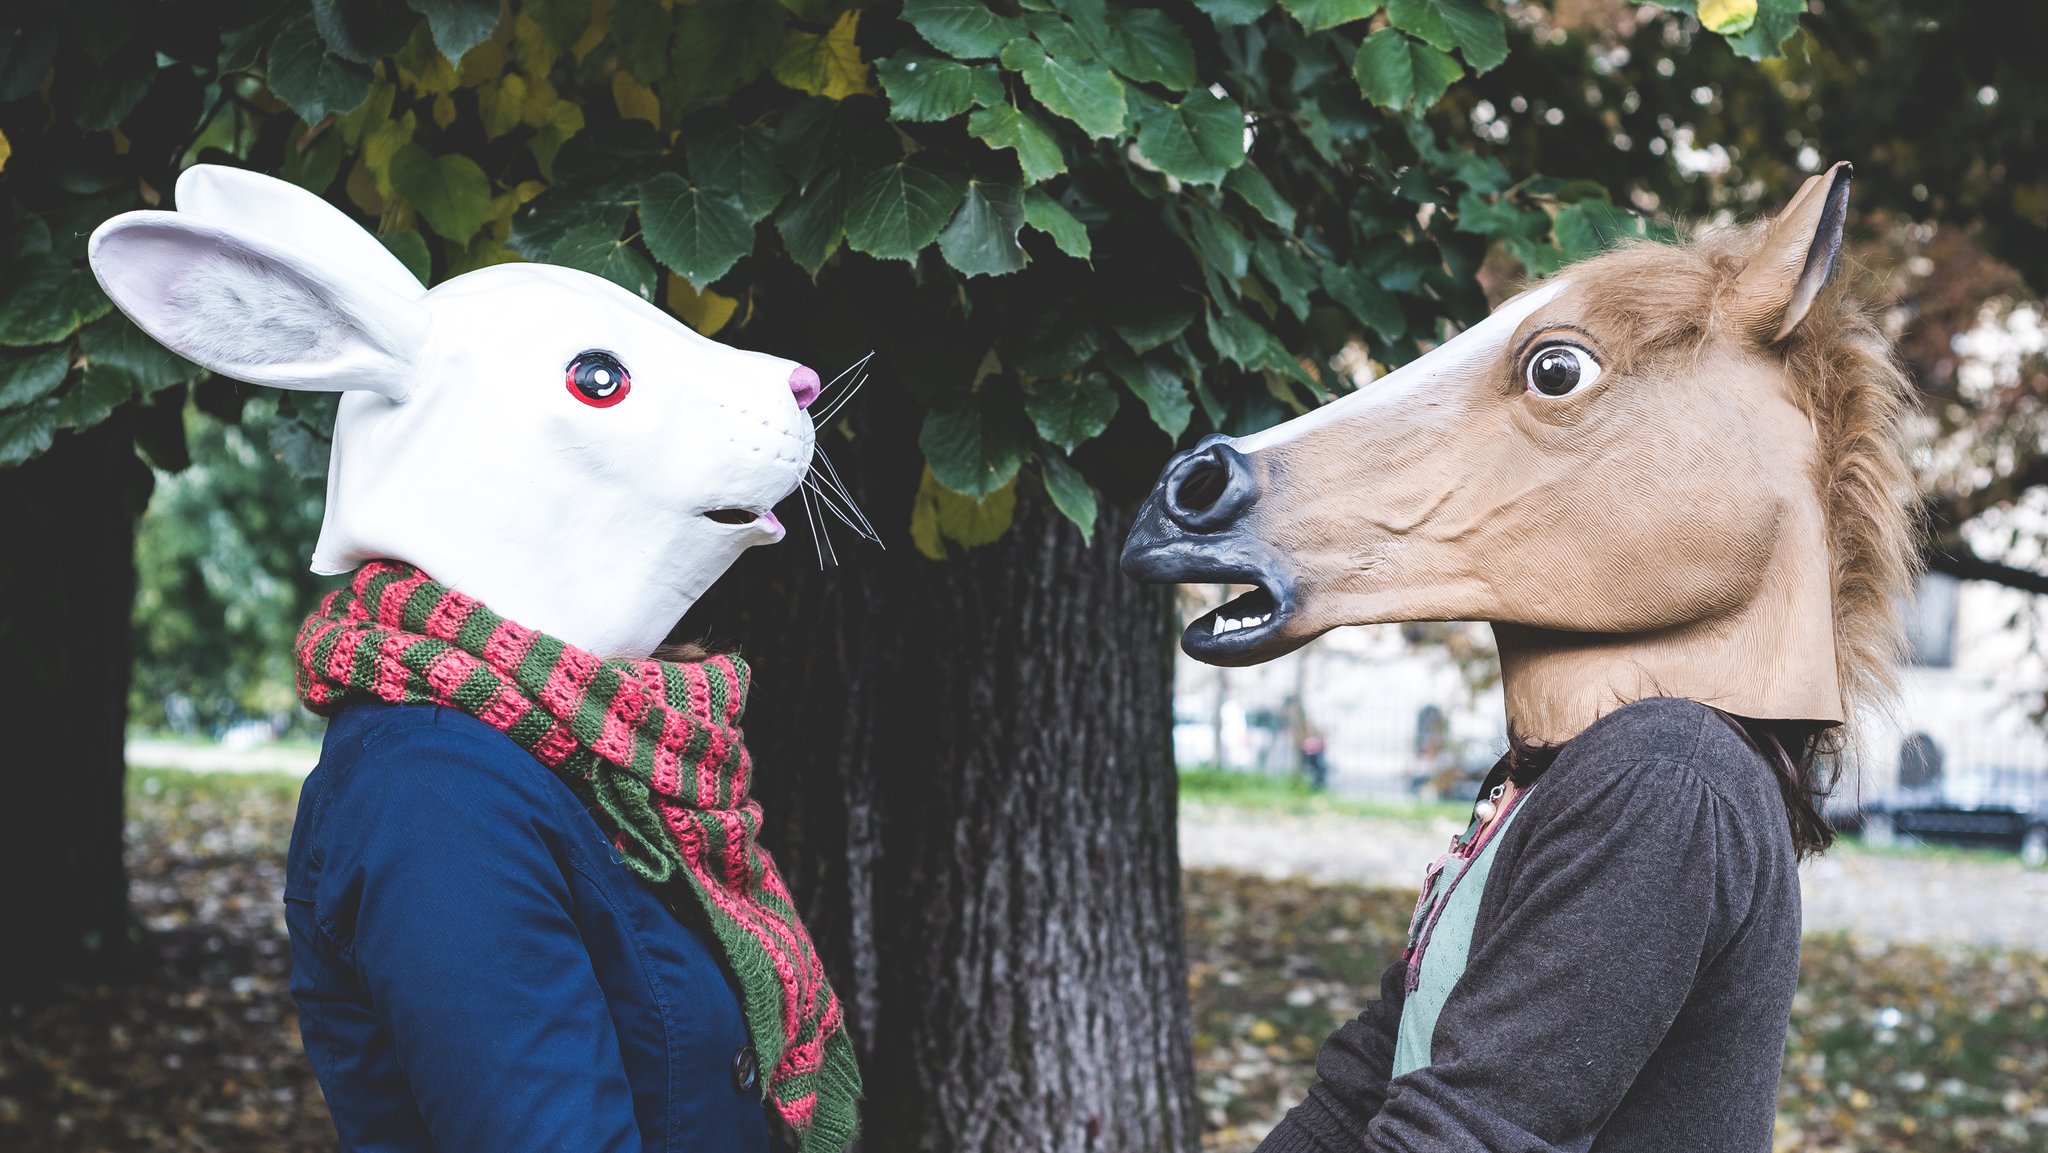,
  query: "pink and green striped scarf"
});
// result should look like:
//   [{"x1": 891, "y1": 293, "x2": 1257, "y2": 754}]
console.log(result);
[{"x1": 294, "y1": 561, "x2": 859, "y2": 1152}]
